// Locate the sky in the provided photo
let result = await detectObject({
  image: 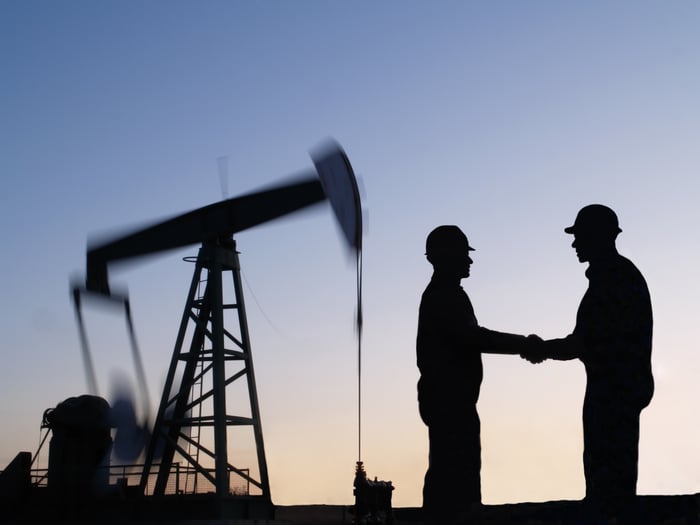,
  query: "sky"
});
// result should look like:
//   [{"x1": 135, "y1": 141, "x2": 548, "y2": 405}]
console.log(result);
[{"x1": 2, "y1": 0, "x2": 700, "y2": 508}]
